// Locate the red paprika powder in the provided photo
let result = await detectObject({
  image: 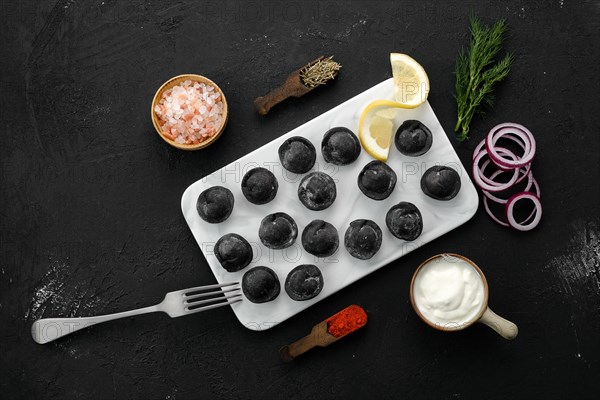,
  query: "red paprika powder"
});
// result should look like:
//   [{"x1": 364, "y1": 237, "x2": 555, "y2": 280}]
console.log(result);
[{"x1": 326, "y1": 305, "x2": 368, "y2": 338}]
